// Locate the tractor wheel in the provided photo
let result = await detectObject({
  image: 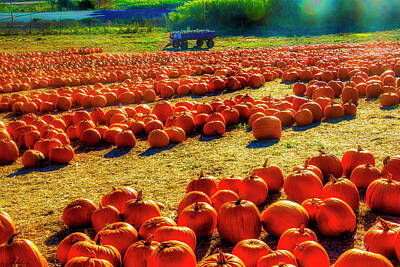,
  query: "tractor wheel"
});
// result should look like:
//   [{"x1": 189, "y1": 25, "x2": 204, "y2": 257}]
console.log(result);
[
  {"x1": 172, "y1": 40, "x2": 180, "y2": 49},
  {"x1": 206, "y1": 39, "x2": 215, "y2": 48},
  {"x1": 196, "y1": 39, "x2": 204, "y2": 47},
  {"x1": 181, "y1": 41, "x2": 188, "y2": 50}
]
